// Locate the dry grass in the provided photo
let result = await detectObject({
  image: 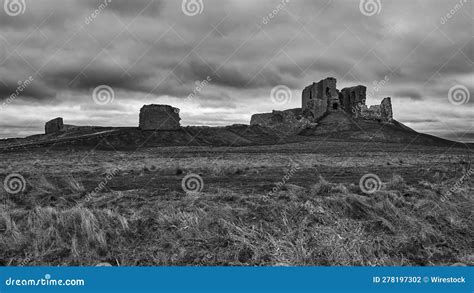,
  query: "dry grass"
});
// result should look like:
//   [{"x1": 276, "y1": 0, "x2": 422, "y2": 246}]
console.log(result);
[
  {"x1": 0, "y1": 169, "x2": 472, "y2": 266},
  {"x1": 0, "y1": 144, "x2": 472, "y2": 266}
]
